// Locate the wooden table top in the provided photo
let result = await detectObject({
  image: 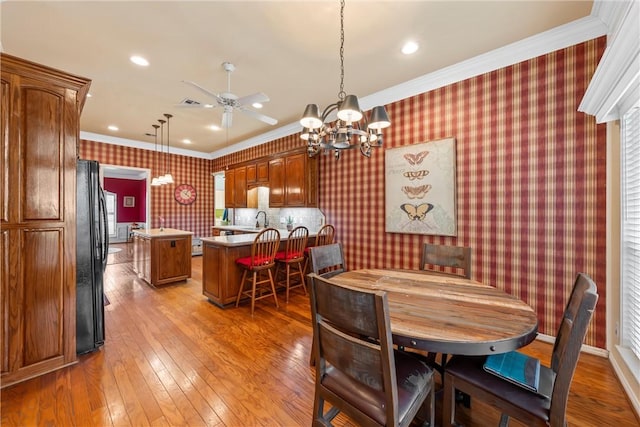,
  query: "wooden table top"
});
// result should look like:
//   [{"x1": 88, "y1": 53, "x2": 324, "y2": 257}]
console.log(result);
[{"x1": 330, "y1": 269, "x2": 539, "y2": 356}]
